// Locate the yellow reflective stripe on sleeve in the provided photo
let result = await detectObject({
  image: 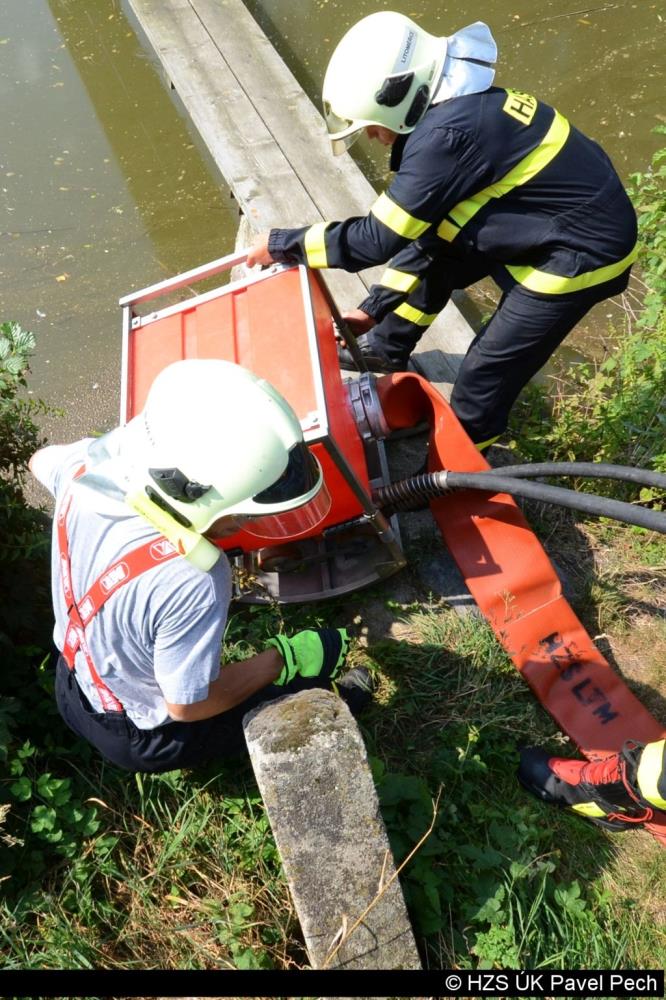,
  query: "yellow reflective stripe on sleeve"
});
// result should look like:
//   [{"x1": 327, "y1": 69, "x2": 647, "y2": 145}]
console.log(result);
[
  {"x1": 380, "y1": 267, "x2": 421, "y2": 294},
  {"x1": 505, "y1": 243, "x2": 638, "y2": 295},
  {"x1": 636, "y1": 739, "x2": 666, "y2": 810},
  {"x1": 437, "y1": 218, "x2": 461, "y2": 242},
  {"x1": 394, "y1": 302, "x2": 438, "y2": 326},
  {"x1": 448, "y1": 110, "x2": 571, "y2": 231},
  {"x1": 450, "y1": 190, "x2": 493, "y2": 230},
  {"x1": 571, "y1": 801, "x2": 608, "y2": 819},
  {"x1": 371, "y1": 192, "x2": 430, "y2": 239},
  {"x1": 304, "y1": 222, "x2": 330, "y2": 269}
]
